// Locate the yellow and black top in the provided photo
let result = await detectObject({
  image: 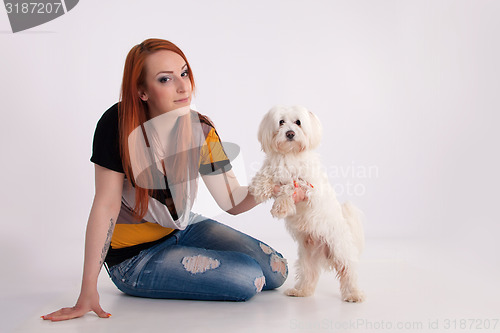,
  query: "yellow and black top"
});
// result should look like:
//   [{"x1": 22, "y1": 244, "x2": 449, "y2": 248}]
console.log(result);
[{"x1": 90, "y1": 102, "x2": 231, "y2": 267}]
